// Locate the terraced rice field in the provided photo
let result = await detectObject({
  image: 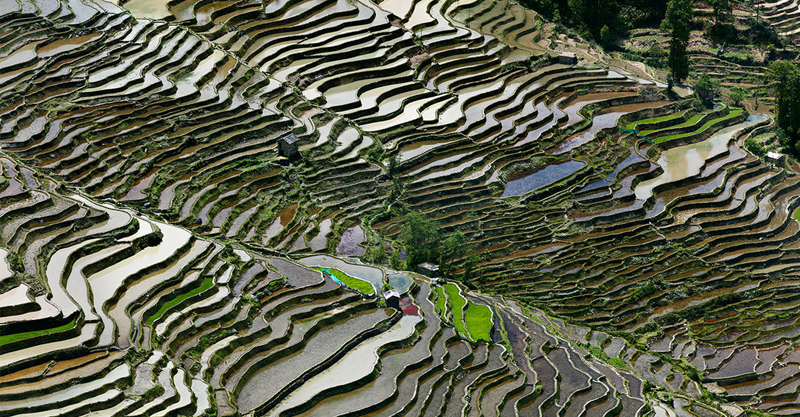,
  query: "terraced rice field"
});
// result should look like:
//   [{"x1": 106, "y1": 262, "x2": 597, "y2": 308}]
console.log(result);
[
  {"x1": 622, "y1": 3, "x2": 770, "y2": 94},
  {"x1": 2, "y1": 0, "x2": 800, "y2": 414},
  {"x1": 761, "y1": 0, "x2": 800, "y2": 37}
]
